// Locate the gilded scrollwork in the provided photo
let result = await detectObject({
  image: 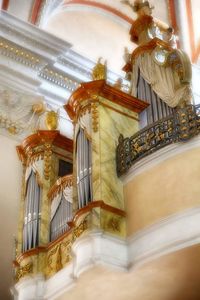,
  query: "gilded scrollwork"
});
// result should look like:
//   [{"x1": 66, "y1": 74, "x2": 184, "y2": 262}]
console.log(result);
[
  {"x1": 116, "y1": 104, "x2": 200, "y2": 176},
  {"x1": 91, "y1": 101, "x2": 99, "y2": 132},
  {"x1": 107, "y1": 217, "x2": 120, "y2": 232},
  {"x1": 16, "y1": 262, "x2": 33, "y2": 281},
  {"x1": 44, "y1": 143, "x2": 52, "y2": 180},
  {"x1": 46, "y1": 219, "x2": 88, "y2": 277},
  {"x1": 73, "y1": 219, "x2": 88, "y2": 239},
  {"x1": 48, "y1": 175, "x2": 73, "y2": 201}
]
